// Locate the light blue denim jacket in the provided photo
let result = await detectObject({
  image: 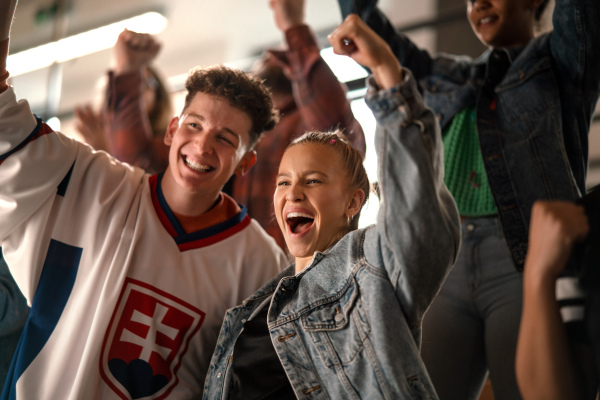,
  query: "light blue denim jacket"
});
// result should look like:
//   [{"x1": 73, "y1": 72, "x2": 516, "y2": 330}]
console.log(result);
[
  {"x1": 338, "y1": 0, "x2": 600, "y2": 269},
  {"x1": 202, "y1": 71, "x2": 460, "y2": 399}
]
